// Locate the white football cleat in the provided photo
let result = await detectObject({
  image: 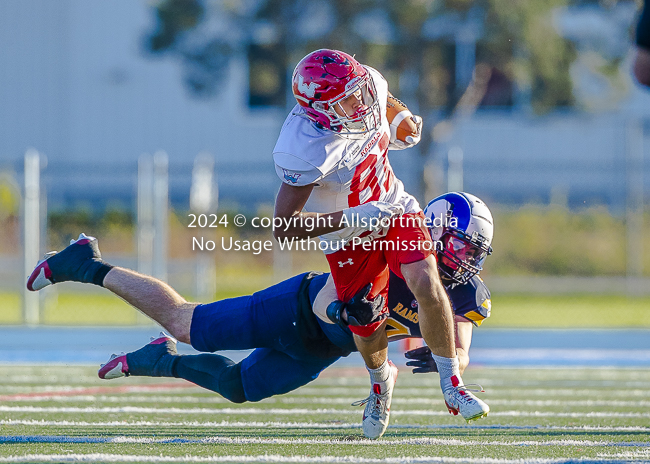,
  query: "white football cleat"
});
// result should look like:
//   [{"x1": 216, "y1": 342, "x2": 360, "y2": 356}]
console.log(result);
[
  {"x1": 98, "y1": 352, "x2": 128, "y2": 380},
  {"x1": 351, "y1": 361, "x2": 398, "y2": 440},
  {"x1": 443, "y1": 375, "x2": 489, "y2": 422}
]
